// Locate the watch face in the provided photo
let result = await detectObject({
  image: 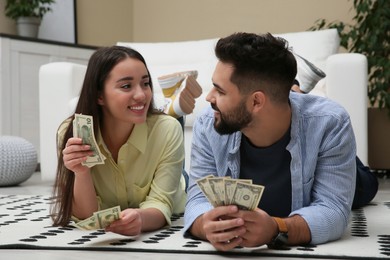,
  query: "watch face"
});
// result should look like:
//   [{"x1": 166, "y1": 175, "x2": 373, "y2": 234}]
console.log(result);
[
  {"x1": 275, "y1": 232, "x2": 289, "y2": 245},
  {"x1": 268, "y1": 232, "x2": 289, "y2": 249}
]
